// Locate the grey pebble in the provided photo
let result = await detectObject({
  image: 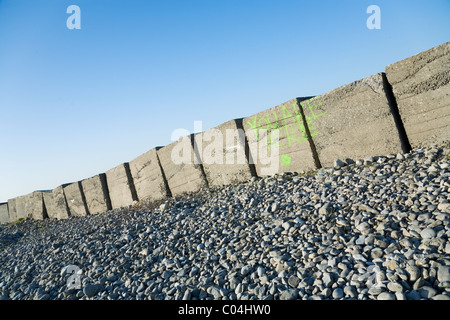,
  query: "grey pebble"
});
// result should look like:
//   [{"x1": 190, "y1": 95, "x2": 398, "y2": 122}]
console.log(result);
[
  {"x1": 256, "y1": 266, "x2": 265, "y2": 277},
  {"x1": 432, "y1": 294, "x2": 450, "y2": 300},
  {"x1": 437, "y1": 266, "x2": 450, "y2": 283},
  {"x1": 83, "y1": 284, "x2": 102, "y2": 298},
  {"x1": 419, "y1": 286, "x2": 438, "y2": 299},
  {"x1": 241, "y1": 265, "x2": 252, "y2": 276},
  {"x1": 280, "y1": 289, "x2": 298, "y2": 300},
  {"x1": 334, "y1": 159, "x2": 346, "y2": 168},
  {"x1": 420, "y1": 228, "x2": 436, "y2": 240},
  {"x1": 344, "y1": 285, "x2": 358, "y2": 298},
  {"x1": 288, "y1": 275, "x2": 300, "y2": 288},
  {"x1": 387, "y1": 282, "x2": 403, "y2": 293},
  {"x1": 377, "y1": 292, "x2": 396, "y2": 300},
  {"x1": 332, "y1": 288, "x2": 344, "y2": 299}
]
